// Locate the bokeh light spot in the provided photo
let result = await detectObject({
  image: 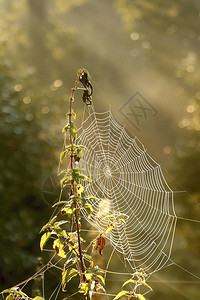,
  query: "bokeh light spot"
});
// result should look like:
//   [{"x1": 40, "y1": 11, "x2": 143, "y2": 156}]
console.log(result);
[
  {"x1": 23, "y1": 96, "x2": 31, "y2": 104},
  {"x1": 14, "y1": 84, "x2": 22, "y2": 92},
  {"x1": 53, "y1": 79, "x2": 63, "y2": 88},
  {"x1": 163, "y1": 146, "x2": 172, "y2": 155},
  {"x1": 178, "y1": 118, "x2": 190, "y2": 128},
  {"x1": 42, "y1": 106, "x2": 50, "y2": 114},
  {"x1": 141, "y1": 40, "x2": 151, "y2": 49},
  {"x1": 130, "y1": 32, "x2": 140, "y2": 41},
  {"x1": 26, "y1": 114, "x2": 33, "y2": 121},
  {"x1": 186, "y1": 64, "x2": 195, "y2": 73},
  {"x1": 186, "y1": 105, "x2": 195, "y2": 113}
]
